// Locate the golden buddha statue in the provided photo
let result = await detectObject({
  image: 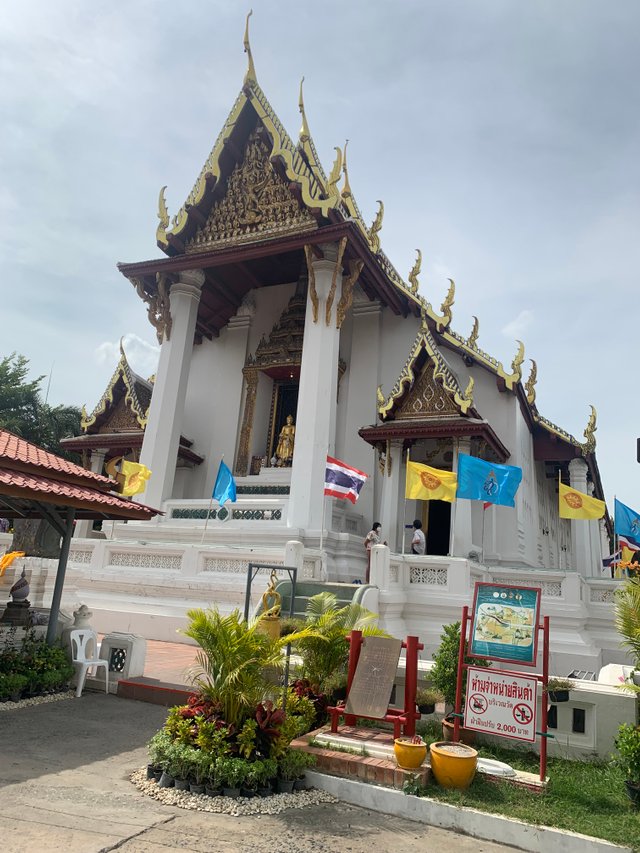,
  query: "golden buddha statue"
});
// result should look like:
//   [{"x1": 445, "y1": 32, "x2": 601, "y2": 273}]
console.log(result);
[{"x1": 275, "y1": 414, "x2": 296, "y2": 466}]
